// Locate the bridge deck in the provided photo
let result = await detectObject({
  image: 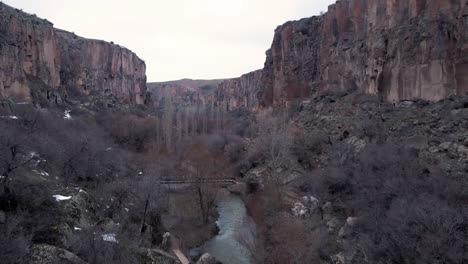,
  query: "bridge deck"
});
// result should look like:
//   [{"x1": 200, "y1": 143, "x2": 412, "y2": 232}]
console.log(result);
[{"x1": 157, "y1": 179, "x2": 238, "y2": 185}]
